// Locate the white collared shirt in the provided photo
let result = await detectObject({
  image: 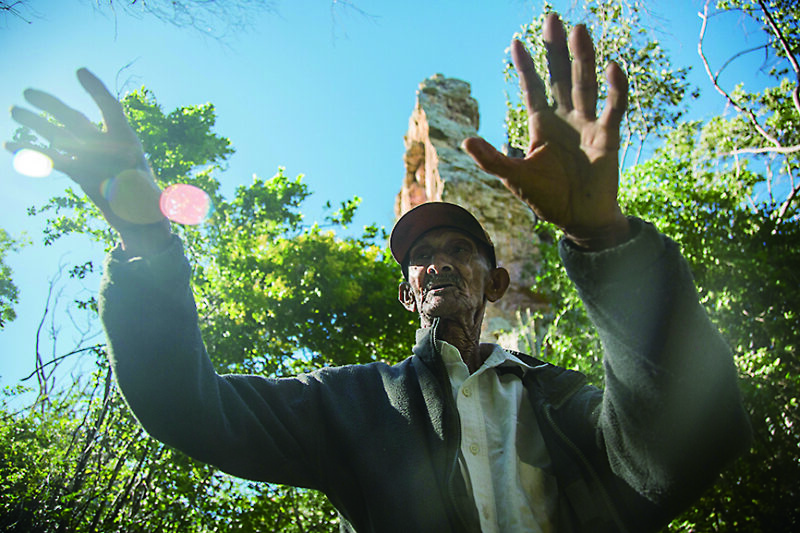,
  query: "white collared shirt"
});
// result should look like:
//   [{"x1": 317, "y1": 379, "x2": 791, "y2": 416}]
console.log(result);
[{"x1": 439, "y1": 340, "x2": 557, "y2": 533}]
